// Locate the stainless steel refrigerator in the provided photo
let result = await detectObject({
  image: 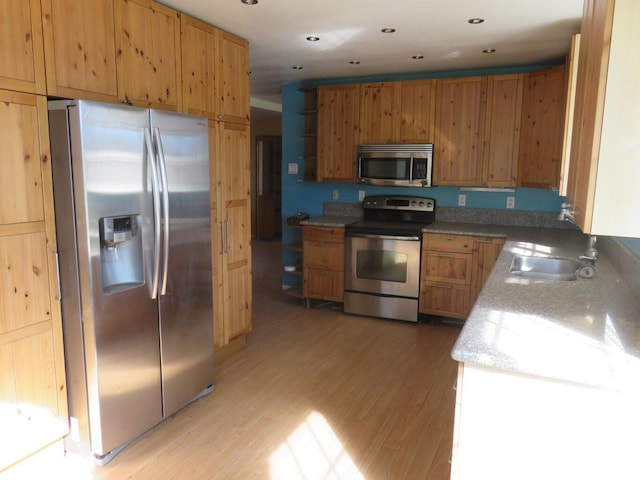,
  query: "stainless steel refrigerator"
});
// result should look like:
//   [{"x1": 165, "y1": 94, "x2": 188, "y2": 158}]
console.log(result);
[{"x1": 48, "y1": 100, "x2": 214, "y2": 463}]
